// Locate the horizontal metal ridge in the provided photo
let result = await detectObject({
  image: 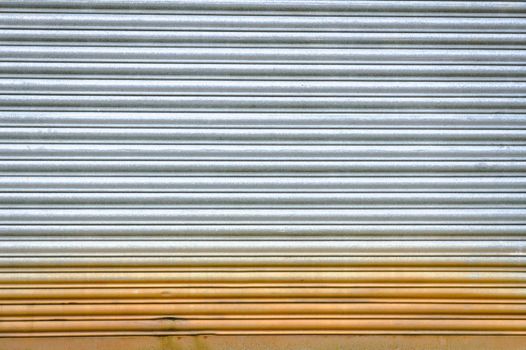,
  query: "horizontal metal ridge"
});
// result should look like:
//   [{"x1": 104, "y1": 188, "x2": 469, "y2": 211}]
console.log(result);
[
  {"x1": 2, "y1": 62, "x2": 525, "y2": 80},
  {"x1": 11, "y1": 267, "x2": 521, "y2": 272},
  {"x1": 2, "y1": 96, "x2": 526, "y2": 111},
  {"x1": 0, "y1": 208, "x2": 523, "y2": 224},
  {"x1": 0, "y1": 240, "x2": 523, "y2": 256},
  {"x1": 1, "y1": 144, "x2": 524, "y2": 160},
  {"x1": 3, "y1": 128, "x2": 526, "y2": 145},
  {"x1": 1, "y1": 192, "x2": 524, "y2": 208},
  {"x1": 2, "y1": 286, "x2": 525, "y2": 301},
  {"x1": 3, "y1": 47, "x2": 526, "y2": 63},
  {"x1": 0, "y1": 224, "x2": 524, "y2": 238},
  {"x1": 2, "y1": 14, "x2": 526, "y2": 32},
  {"x1": 2, "y1": 30, "x2": 525, "y2": 47},
  {"x1": 1, "y1": 270, "x2": 526, "y2": 284},
  {"x1": 4, "y1": 303, "x2": 526, "y2": 317},
  {"x1": 2, "y1": 160, "x2": 523, "y2": 175},
  {"x1": 4, "y1": 318, "x2": 526, "y2": 335},
  {"x1": 1, "y1": 112, "x2": 524, "y2": 128},
  {"x1": 2, "y1": 1, "x2": 525, "y2": 16},
  {"x1": 3, "y1": 256, "x2": 526, "y2": 267},
  {"x1": 1, "y1": 176, "x2": 523, "y2": 192},
  {"x1": 3, "y1": 80, "x2": 526, "y2": 96},
  {"x1": 13, "y1": 316, "x2": 526, "y2": 321}
]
